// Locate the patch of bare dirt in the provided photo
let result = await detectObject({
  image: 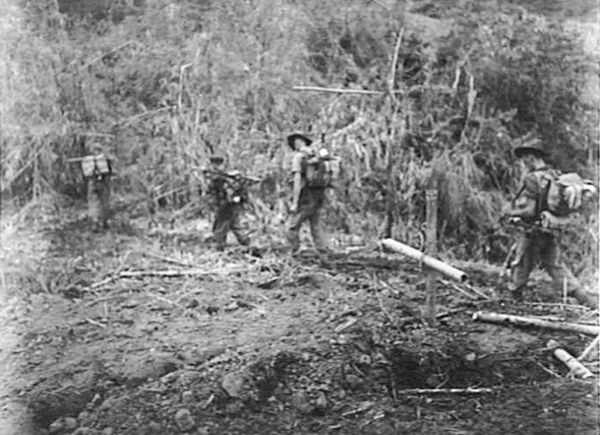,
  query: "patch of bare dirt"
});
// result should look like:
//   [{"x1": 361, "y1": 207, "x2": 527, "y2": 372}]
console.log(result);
[{"x1": 1, "y1": 204, "x2": 598, "y2": 434}]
